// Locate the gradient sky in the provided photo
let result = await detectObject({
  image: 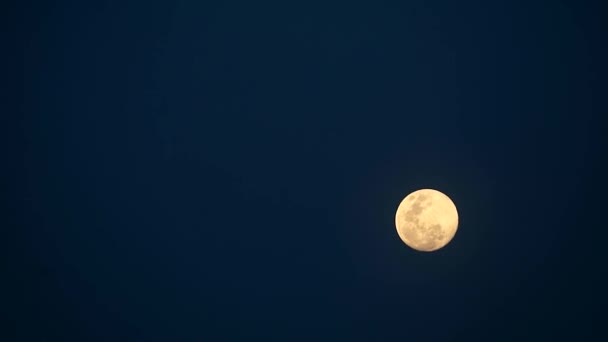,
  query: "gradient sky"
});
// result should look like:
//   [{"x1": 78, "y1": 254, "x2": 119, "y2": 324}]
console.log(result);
[{"x1": 6, "y1": 0, "x2": 607, "y2": 340}]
